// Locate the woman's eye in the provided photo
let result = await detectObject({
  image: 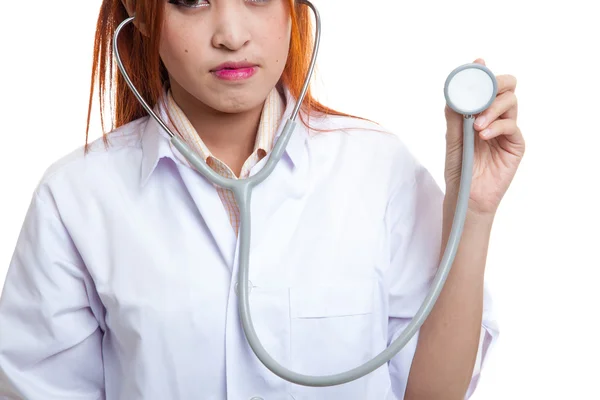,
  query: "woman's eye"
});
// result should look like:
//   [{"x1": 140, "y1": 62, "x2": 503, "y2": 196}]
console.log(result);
[
  {"x1": 167, "y1": 0, "x2": 270, "y2": 7},
  {"x1": 168, "y1": 0, "x2": 209, "y2": 8}
]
